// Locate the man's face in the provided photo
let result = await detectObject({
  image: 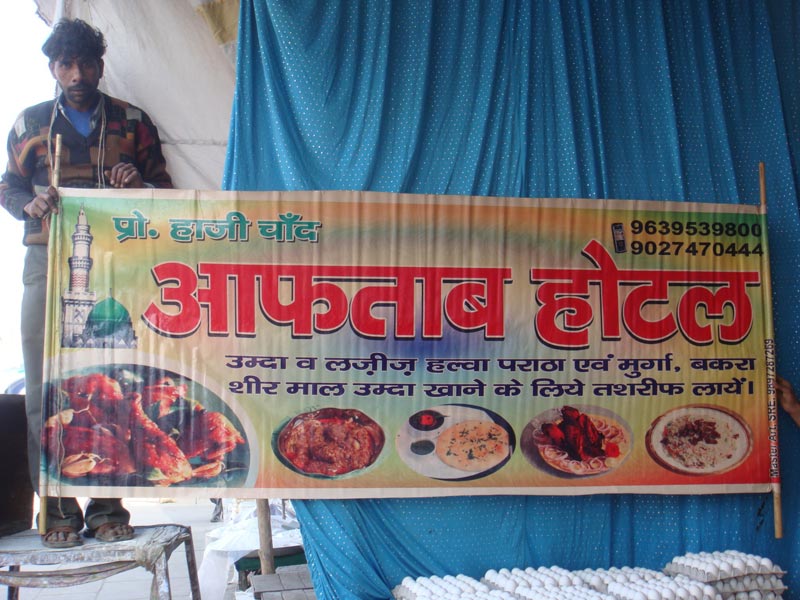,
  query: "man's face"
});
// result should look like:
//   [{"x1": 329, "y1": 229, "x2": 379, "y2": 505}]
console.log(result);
[{"x1": 49, "y1": 55, "x2": 104, "y2": 111}]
